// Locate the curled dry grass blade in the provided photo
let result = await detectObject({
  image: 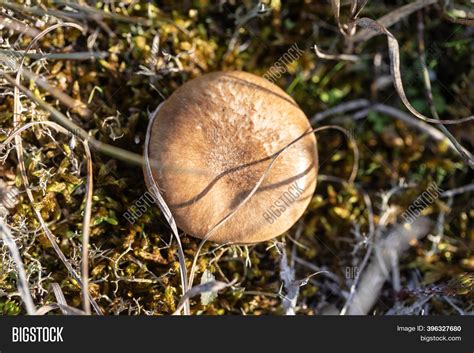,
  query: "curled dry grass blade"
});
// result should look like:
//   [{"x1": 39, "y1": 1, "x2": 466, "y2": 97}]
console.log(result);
[
  {"x1": 11, "y1": 51, "x2": 109, "y2": 60},
  {"x1": 0, "y1": 220, "x2": 36, "y2": 314},
  {"x1": 17, "y1": 66, "x2": 90, "y2": 118},
  {"x1": 311, "y1": 99, "x2": 371, "y2": 124},
  {"x1": 36, "y1": 304, "x2": 85, "y2": 315},
  {"x1": 355, "y1": 17, "x2": 474, "y2": 125},
  {"x1": 49, "y1": 282, "x2": 85, "y2": 315},
  {"x1": 313, "y1": 44, "x2": 359, "y2": 62},
  {"x1": 352, "y1": 0, "x2": 438, "y2": 43},
  {"x1": 1, "y1": 120, "x2": 101, "y2": 315},
  {"x1": 10, "y1": 22, "x2": 99, "y2": 314},
  {"x1": 186, "y1": 125, "x2": 359, "y2": 292},
  {"x1": 416, "y1": 13, "x2": 474, "y2": 168},
  {"x1": 317, "y1": 5, "x2": 473, "y2": 167},
  {"x1": 352, "y1": 103, "x2": 473, "y2": 161},
  {"x1": 50, "y1": 283, "x2": 68, "y2": 314},
  {"x1": 4, "y1": 74, "x2": 166, "y2": 170},
  {"x1": 144, "y1": 104, "x2": 190, "y2": 315},
  {"x1": 172, "y1": 278, "x2": 238, "y2": 315},
  {"x1": 0, "y1": 15, "x2": 40, "y2": 37},
  {"x1": 81, "y1": 140, "x2": 93, "y2": 315}
]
